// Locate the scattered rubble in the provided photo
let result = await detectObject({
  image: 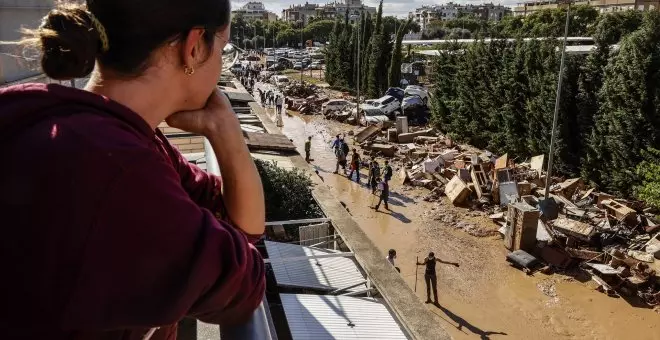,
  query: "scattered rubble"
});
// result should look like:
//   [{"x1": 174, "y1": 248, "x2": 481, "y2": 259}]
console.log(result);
[{"x1": 339, "y1": 114, "x2": 659, "y2": 308}]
